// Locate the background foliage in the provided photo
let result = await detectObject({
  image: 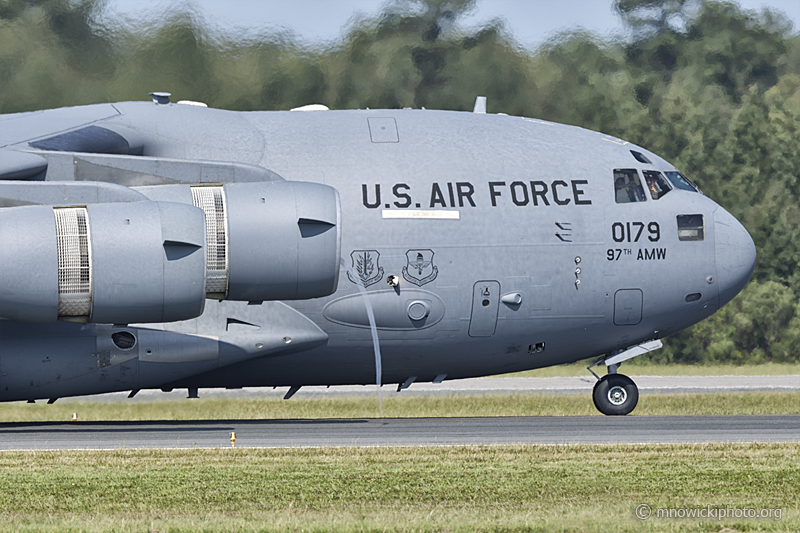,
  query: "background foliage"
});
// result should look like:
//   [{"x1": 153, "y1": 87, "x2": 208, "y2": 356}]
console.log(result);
[{"x1": 1, "y1": 0, "x2": 798, "y2": 364}]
